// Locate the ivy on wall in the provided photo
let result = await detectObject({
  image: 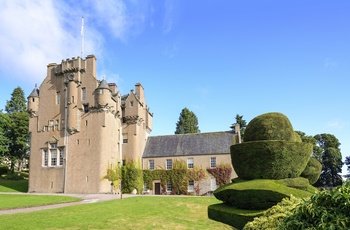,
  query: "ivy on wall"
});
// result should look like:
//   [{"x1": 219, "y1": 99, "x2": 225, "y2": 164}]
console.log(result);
[
  {"x1": 206, "y1": 164, "x2": 232, "y2": 187},
  {"x1": 143, "y1": 160, "x2": 208, "y2": 195}
]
